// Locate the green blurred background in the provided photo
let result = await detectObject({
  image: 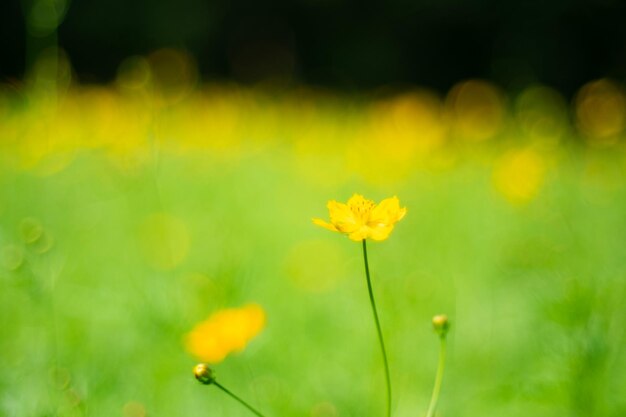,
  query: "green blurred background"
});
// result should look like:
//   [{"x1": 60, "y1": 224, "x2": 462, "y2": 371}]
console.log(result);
[{"x1": 1, "y1": 1, "x2": 626, "y2": 417}]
